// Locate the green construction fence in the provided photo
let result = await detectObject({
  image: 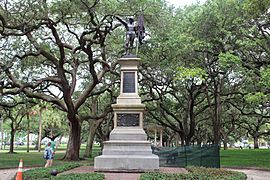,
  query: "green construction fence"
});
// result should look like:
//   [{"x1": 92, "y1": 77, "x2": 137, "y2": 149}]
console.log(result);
[{"x1": 152, "y1": 144, "x2": 220, "y2": 168}]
